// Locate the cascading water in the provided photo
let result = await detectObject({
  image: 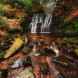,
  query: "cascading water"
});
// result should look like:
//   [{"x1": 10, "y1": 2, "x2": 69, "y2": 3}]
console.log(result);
[
  {"x1": 30, "y1": 0, "x2": 58, "y2": 34},
  {"x1": 30, "y1": 14, "x2": 52, "y2": 33},
  {"x1": 30, "y1": 14, "x2": 43, "y2": 33},
  {"x1": 41, "y1": 14, "x2": 52, "y2": 33}
]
